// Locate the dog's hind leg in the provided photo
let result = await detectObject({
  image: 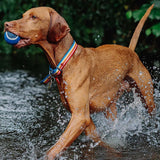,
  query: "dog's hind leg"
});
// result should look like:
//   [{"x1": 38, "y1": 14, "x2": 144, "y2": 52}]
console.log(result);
[
  {"x1": 104, "y1": 80, "x2": 131, "y2": 121},
  {"x1": 105, "y1": 103, "x2": 117, "y2": 121},
  {"x1": 84, "y1": 118, "x2": 120, "y2": 154},
  {"x1": 85, "y1": 118, "x2": 103, "y2": 146},
  {"x1": 128, "y1": 62, "x2": 155, "y2": 114}
]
